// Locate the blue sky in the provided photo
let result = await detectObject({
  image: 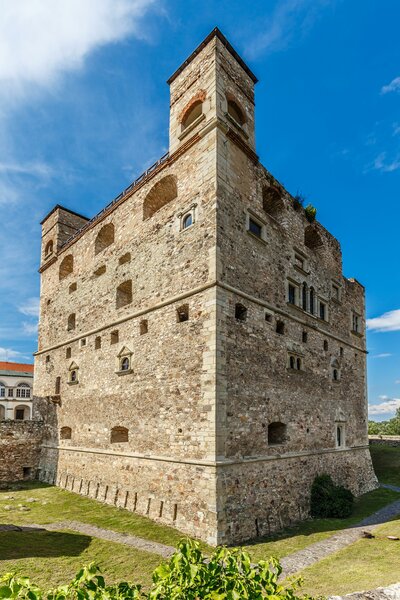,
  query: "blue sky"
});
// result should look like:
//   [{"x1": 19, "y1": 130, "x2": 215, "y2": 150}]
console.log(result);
[{"x1": 0, "y1": 0, "x2": 399, "y2": 419}]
